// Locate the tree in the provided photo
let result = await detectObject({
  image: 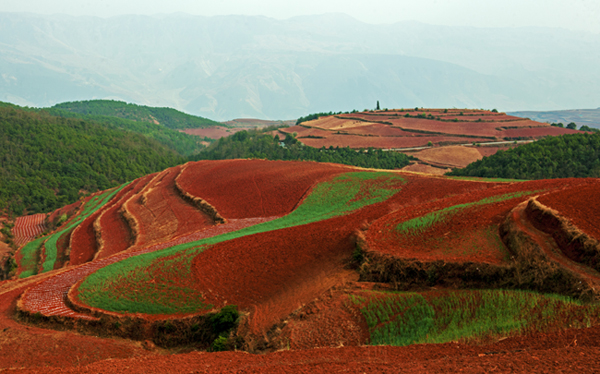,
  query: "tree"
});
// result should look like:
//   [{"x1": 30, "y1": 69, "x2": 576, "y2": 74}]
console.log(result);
[
  {"x1": 376, "y1": 101, "x2": 380, "y2": 110},
  {"x1": 567, "y1": 122, "x2": 578, "y2": 130}
]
